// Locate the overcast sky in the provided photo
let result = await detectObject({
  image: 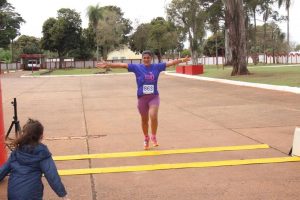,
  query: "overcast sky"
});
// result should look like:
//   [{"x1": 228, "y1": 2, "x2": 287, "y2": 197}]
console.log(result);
[{"x1": 8, "y1": 0, "x2": 300, "y2": 45}]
